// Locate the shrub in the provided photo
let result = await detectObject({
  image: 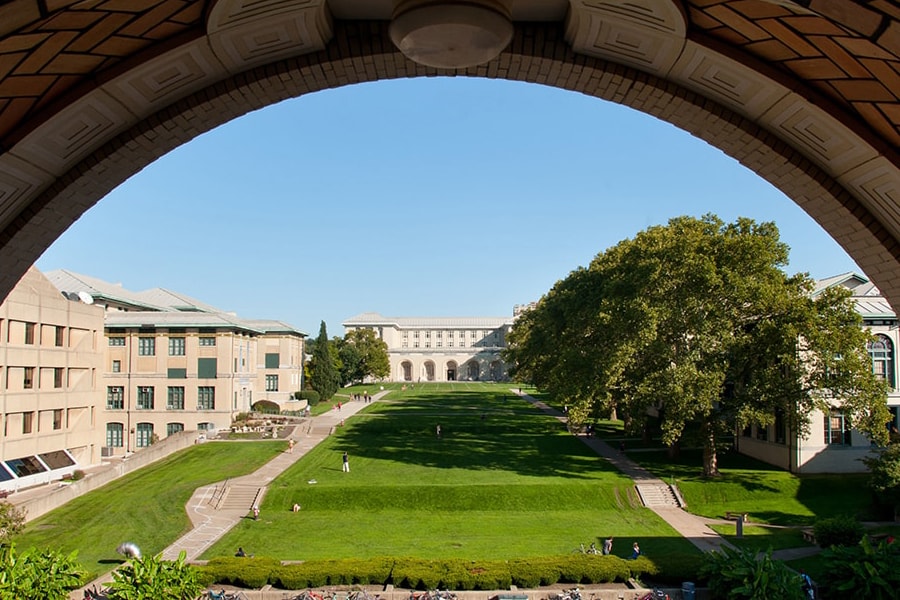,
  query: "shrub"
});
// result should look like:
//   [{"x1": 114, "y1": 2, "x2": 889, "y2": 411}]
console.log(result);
[
  {"x1": 819, "y1": 536, "x2": 900, "y2": 600},
  {"x1": 299, "y1": 390, "x2": 320, "y2": 406},
  {"x1": 107, "y1": 551, "x2": 204, "y2": 600},
  {"x1": 0, "y1": 543, "x2": 84, "y2": 600},
  {"x1": 814, "y1": 515, "x2": 865, "y2": 548},
  {"x1": 699, "y1": 547, "x2": 805, "y2": 600},
  {"x1": 201, "y1": 556, "x2": 280, "y2": 588},
  {"x1": 0, "y1": 501, "x2": 25, "y2": 543},
  {"x1": 71, "y1": 469, "x2": 85, "y2": 481}
]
